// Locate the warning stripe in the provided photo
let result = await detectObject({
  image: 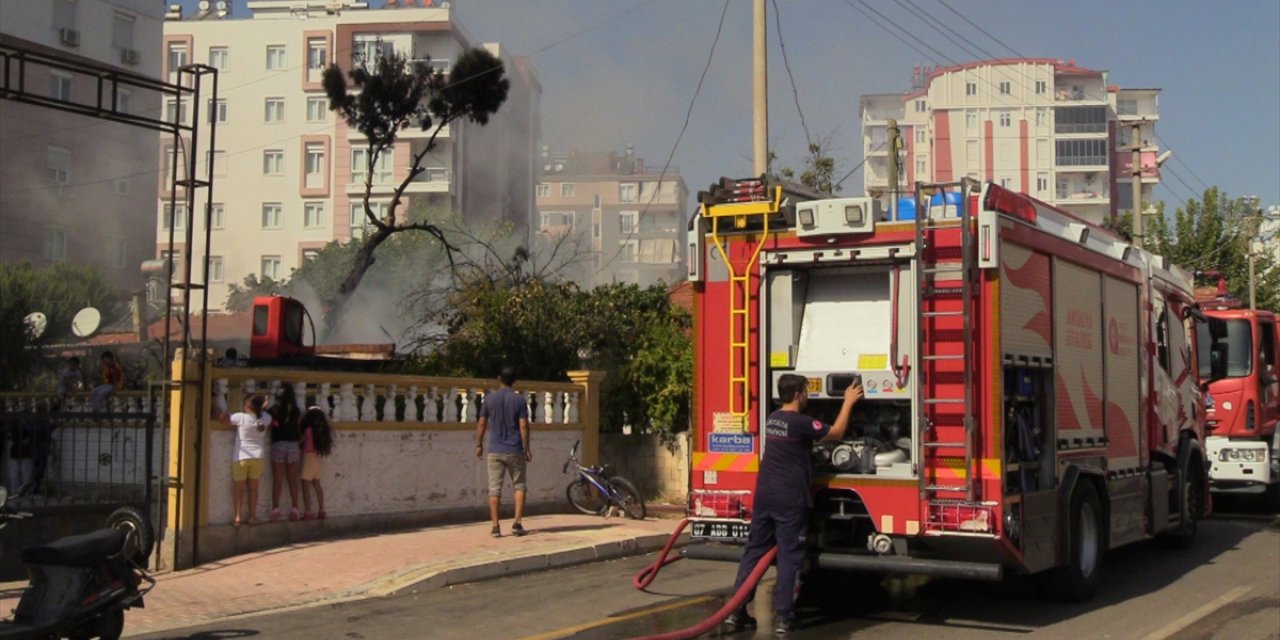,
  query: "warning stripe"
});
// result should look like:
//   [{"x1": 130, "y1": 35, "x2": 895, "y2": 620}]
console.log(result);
[
  {"x1": 693, "y1": 452, "x2": 759, "y2": 472},
  {"x1": 929, "y1": 457, "x2": 1003, "y2": 480}
]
